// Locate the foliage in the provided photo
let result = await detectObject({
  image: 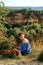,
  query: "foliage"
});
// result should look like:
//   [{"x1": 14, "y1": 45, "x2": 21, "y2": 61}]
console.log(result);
[
  {"x1": 0, "y1": 5, "x2": 43, "y2": 58},
  {"x1": 0, "y1": 36, "x2": 14, "y2": 50},
  {"x1": 0, "y1": 1, "x2": 5, "y2": 7},
  {"x1": 37, "y1": 51, "x2": 43, "y2": 62}
]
